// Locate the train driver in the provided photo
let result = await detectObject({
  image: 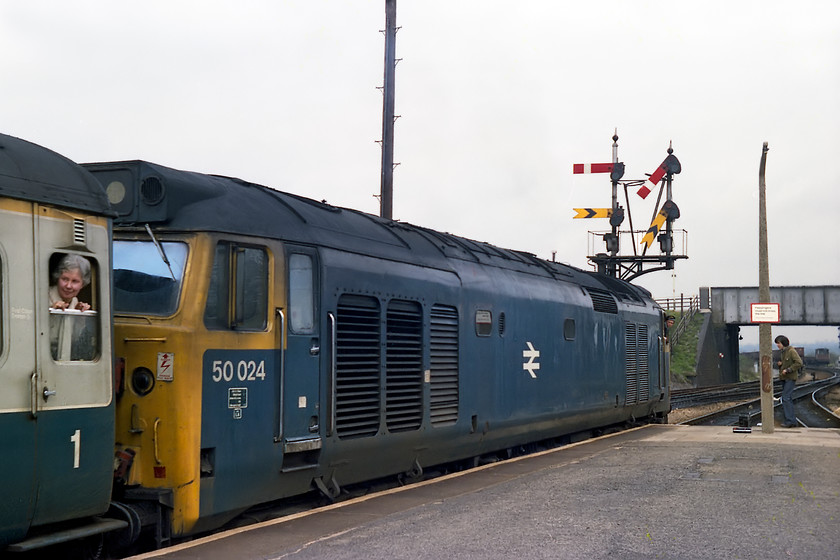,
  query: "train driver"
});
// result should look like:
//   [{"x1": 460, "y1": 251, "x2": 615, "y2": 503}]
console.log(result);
[
  {"x1": 664, "y1": 315, "x2": 676, "y2": 343},
  {"x1": 49, "y1": 254, "x2": 92, "y2": 312}
]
